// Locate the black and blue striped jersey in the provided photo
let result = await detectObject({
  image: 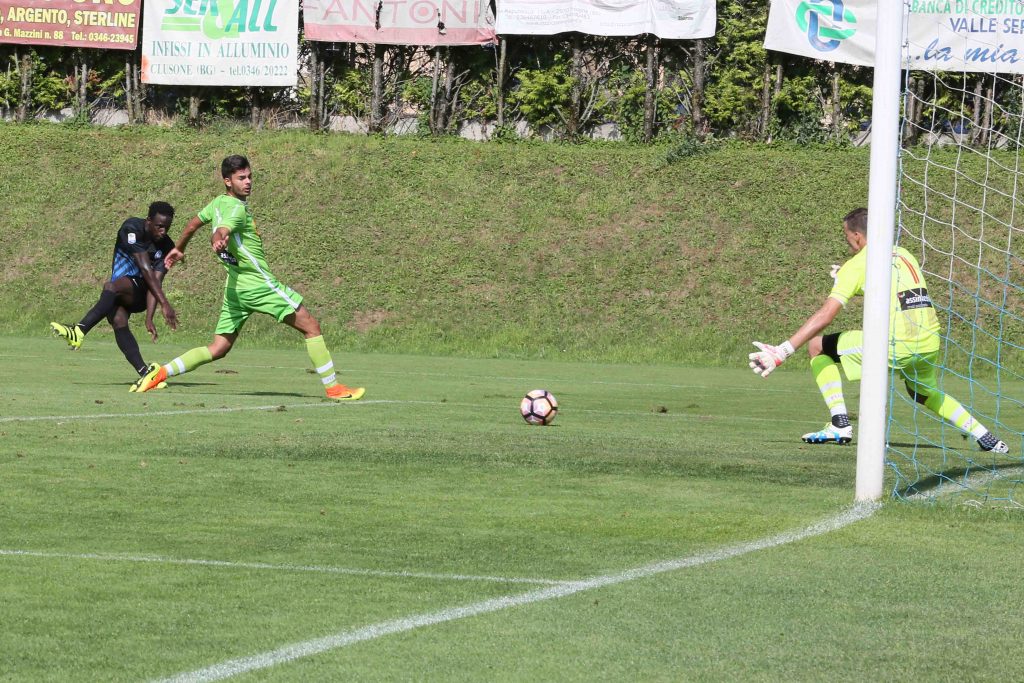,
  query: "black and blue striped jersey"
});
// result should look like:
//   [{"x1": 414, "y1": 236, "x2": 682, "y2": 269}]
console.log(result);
[{"x1": 110, "y1": 218, "x2": 174, "y2": 281}]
